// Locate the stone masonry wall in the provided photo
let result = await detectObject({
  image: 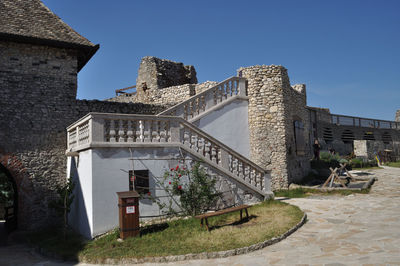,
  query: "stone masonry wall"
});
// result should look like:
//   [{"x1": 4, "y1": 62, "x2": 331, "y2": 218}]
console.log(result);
[
  {"x1": 108, "y1": 81, "x2": 219, "y2": 107},
  {"x1": 136, "y1": 56, "x2": 197, "y2": 91},
  {"x1": 238, "y1": 65, "x2": 310, "y2": 189},
  {"x1": 283, "y1": 84, "x2": 312, "y2": 183},
  {"x1": 0, "y1": 41, "x2": 163, "y2": 229},
  {"x1": 396, "y1": 110, "x2": 400, "y2": 122}
]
